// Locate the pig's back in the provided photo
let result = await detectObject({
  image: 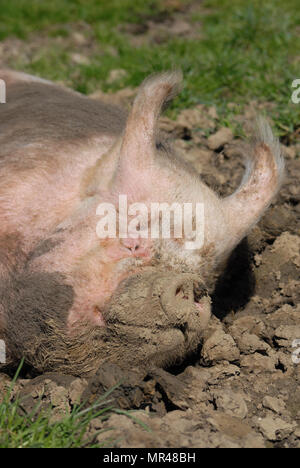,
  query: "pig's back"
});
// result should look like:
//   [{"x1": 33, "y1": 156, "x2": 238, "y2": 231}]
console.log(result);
[
  {"x1": 0, "y1": 79, "x2": 126, "y2": 244},
  {"x1": 0, "y1": 81, "x2": 126, "y2": 160}
]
